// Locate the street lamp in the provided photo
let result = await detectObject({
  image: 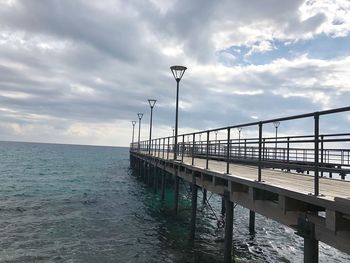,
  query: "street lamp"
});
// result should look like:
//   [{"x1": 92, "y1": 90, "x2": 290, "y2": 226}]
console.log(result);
[
  {"x1": 137, "y1": 113, "x2": 143, "y2": 152},
  {"x1": 131, "y1": 121, "x2": 136, "y2": 150},
  {"x1": 237, "y1": 127, "x2": 242, "y2": 157},
  {"x1": 273, "y1": 121, "x2": 280, "y2": 159},
  {"x1": 148, "y1": 99, "x2": 157, "y2": 154},
  {"x1": 170, "y1": 65, "x2": 187, "y2": 160}
]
